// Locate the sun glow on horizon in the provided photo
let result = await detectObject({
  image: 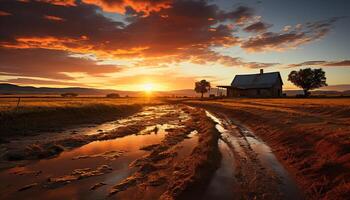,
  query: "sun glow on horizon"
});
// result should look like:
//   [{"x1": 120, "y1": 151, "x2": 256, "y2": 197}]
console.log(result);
[{"x1": 142, "y1": 83, "x2": 154, "y2": 92}]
